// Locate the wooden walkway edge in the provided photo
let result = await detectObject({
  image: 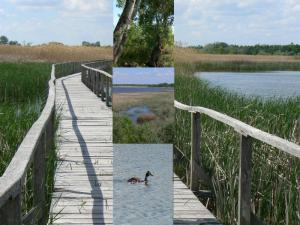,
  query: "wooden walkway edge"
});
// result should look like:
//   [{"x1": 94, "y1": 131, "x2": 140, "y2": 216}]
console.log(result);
[{"x1": 49, "y1": 73, "x2": 220, "y2": 224}]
